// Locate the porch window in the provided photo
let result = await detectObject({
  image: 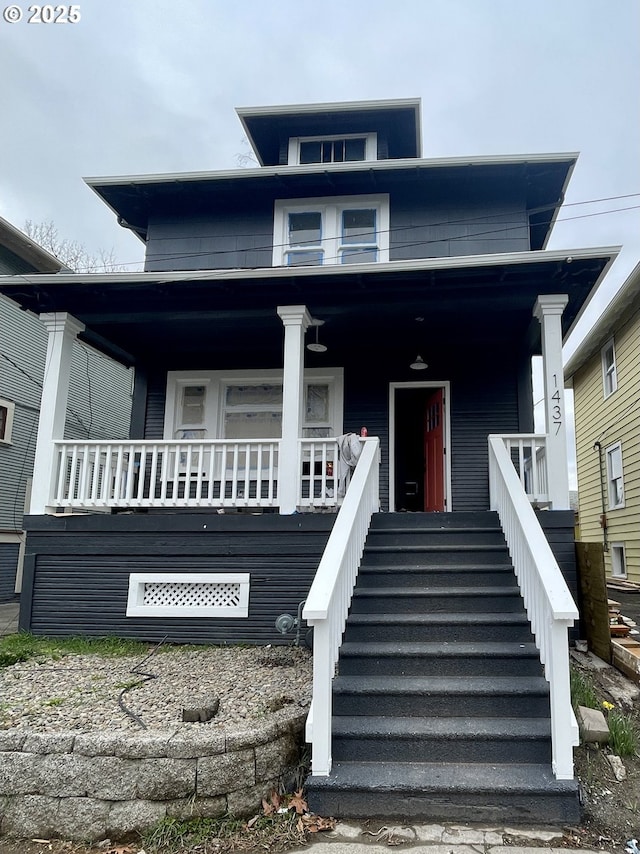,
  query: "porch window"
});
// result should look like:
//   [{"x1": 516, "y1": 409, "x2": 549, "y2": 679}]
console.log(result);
[
  {"x1": 273, "y1": 195, "x2": 389, "y2": 267},
  {"x1": 288, "y1": 133, "x2": 377, "y2": 166},
  {"x1": 175, "y1": 383, "x2": 208, "y2": 439},
  {"x1": 606, "y1": 442, "x2": 624, "y2": 509},
  {"x1": 221, "y1": 382, "x2": 332, "y2": 439},
  {"x1": 601, "y1": 338, "x2": 617, "y2": 398},
  {"x1": 0, "y1": 398, "x2": 15, "y2": 444}
]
